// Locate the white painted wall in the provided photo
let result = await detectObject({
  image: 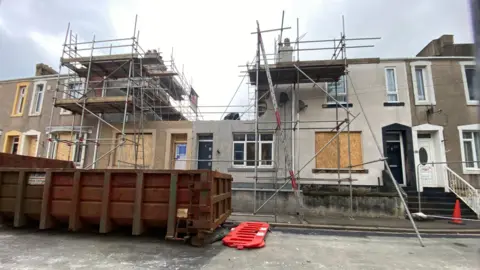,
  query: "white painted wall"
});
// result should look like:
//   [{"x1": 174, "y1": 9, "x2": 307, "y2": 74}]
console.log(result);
[
  {"x1": 295, "y1": 61, "x2": 413, "y2": 185},
  {"x1": 192, "y1": 60, "x2": 413, "y2": 187}
]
